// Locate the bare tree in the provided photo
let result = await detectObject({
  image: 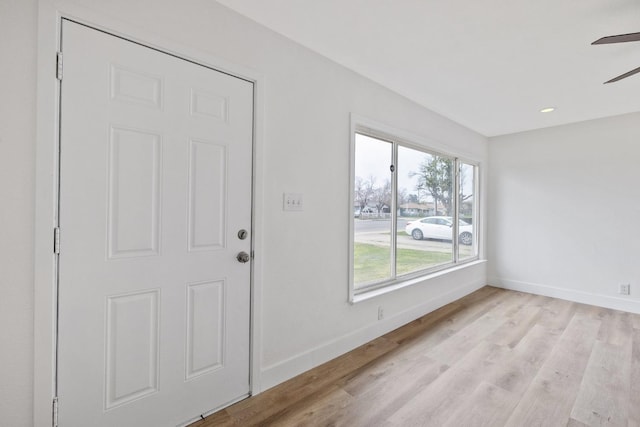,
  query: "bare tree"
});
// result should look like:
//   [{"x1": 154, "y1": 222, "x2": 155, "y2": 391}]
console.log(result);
[
  {"x1": 373, "y1": 179, "x2": 392, "y2": 215},
  {"x1": 354, "y1": 175, "x2": 376, "y2": 211},
  {"x1": 458, "y1": 164, "x2": 474, "y2": 218},
  {"x1": 397, "y1": 187, "x2": 408, "y2": 206},
  {"x1": 459, "y1": 164, "x2": 473, "y2": 205}
]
